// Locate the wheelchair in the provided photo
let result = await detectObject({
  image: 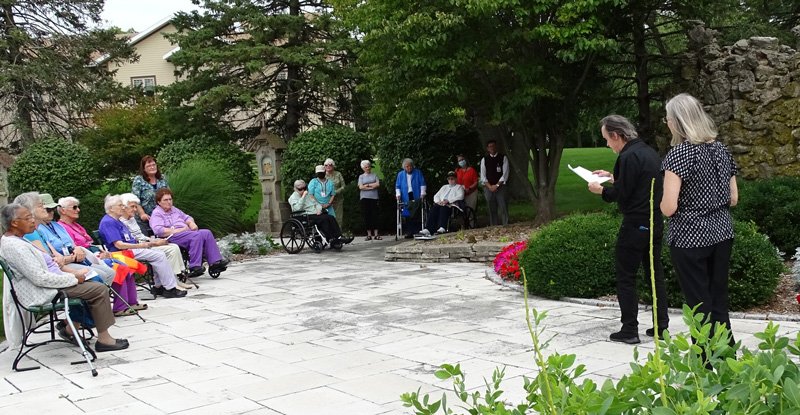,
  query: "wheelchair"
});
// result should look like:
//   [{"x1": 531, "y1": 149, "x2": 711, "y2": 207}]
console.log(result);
[
  {"x1": 280, "y1": 211, "x2": 344, "y2": 254},
  {"x1": 447, "y1": 203, "x2": 477, "y2": 231}
]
